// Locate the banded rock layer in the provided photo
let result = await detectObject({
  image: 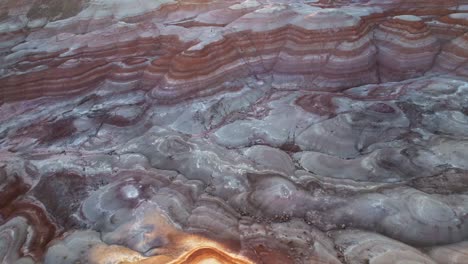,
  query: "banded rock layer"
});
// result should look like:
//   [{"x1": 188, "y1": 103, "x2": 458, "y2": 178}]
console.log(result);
[
  {"x1": 1, "y1": 1, "x2": 468, "y2": 264},
  {"x1": 1, "y1": 0, "x2": 468, "y2": 103}
]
